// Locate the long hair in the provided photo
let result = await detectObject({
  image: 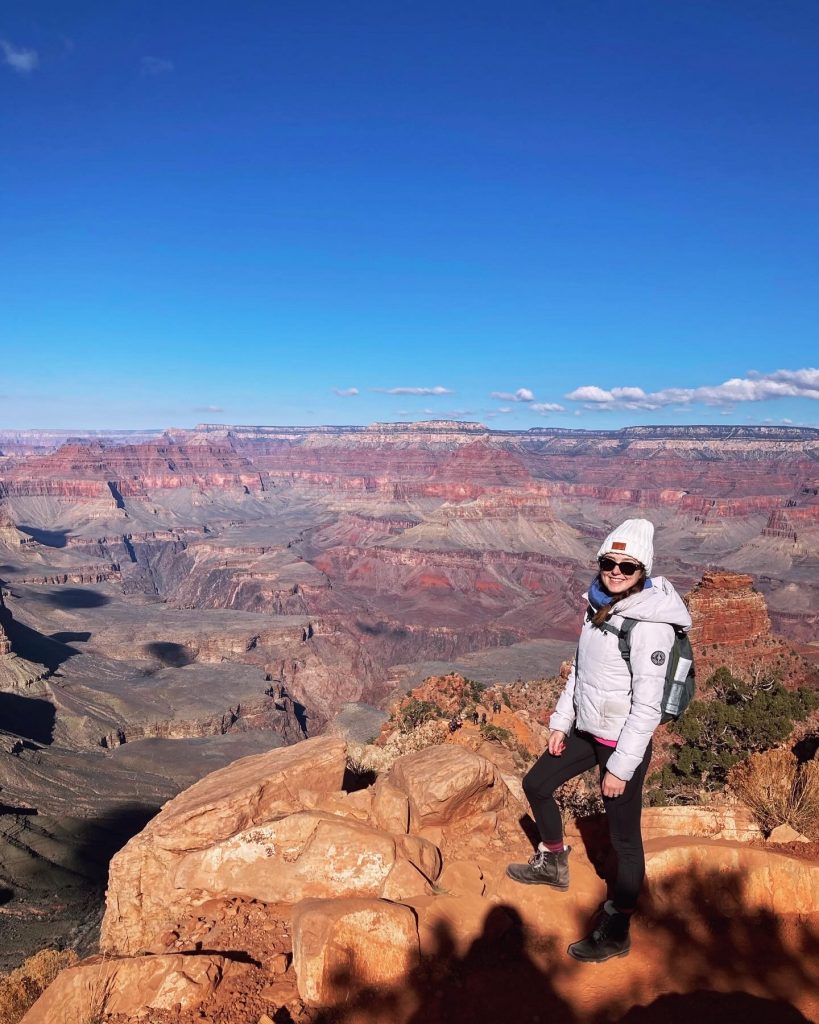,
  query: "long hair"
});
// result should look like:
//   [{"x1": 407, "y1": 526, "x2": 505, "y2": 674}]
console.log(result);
[{"x1": 590, "y1": 572, "x2": 647, "y2": 627}]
